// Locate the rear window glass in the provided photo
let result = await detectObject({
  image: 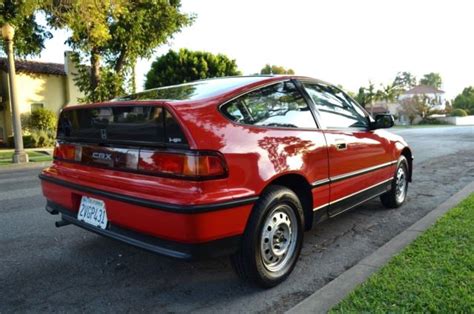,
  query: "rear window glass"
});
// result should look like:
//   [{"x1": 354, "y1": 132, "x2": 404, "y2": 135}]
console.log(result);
[
  {"x1": 57, "y1": 106, "x2": 187, "y2": 146},
  {"x1": 114, "y1": 77, "x2": 267, "y2": 102}
]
